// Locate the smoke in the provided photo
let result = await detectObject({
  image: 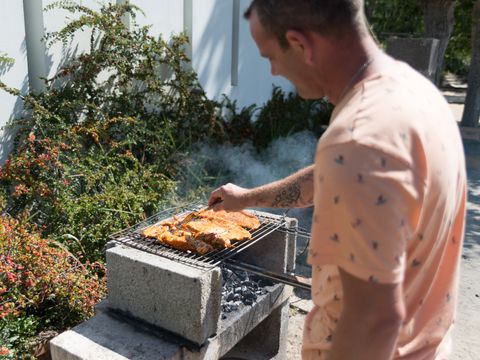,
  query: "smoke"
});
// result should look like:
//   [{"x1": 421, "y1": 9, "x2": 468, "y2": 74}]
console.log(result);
[{"x1": 185, "y1": 130, "x2": 318, "y2": 230}]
